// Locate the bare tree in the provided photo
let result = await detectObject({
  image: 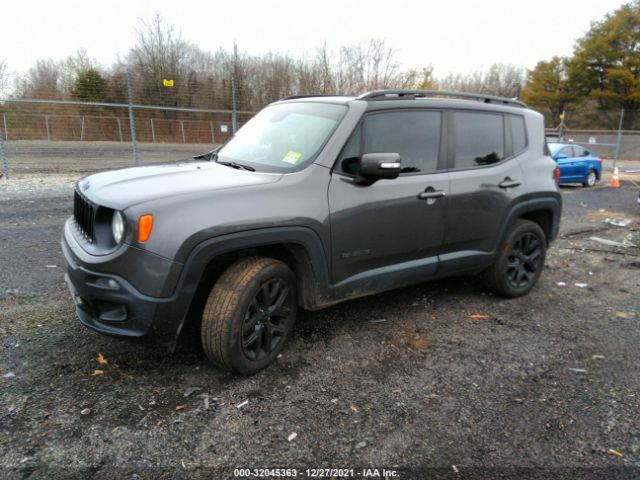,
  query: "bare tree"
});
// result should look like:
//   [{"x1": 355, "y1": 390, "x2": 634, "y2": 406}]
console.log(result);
[
  {"x1": 0, "y1": 59, "x2": 8, "y2": 96},
  {"x1": 128, "y1": 13, "x2": 191, "y2": 107},
  {"x1": 314, "y1": 42, "x2": 335, "y2": 93},
  {"x1": 8, "y1": 29, "x2": 526, "y2": 117},
  {"x1": 15, "y1": 60, "x2": 61, "y2": 99},
  {"x1": 482, "y1": 63, "x2": 524, "y2": 97},
  {"x1": 246, "y1": 52, "x2": 296, "y2": 108},
  {"x1": 336, "y1": 38, "x2": 410, "y2": 93},
  {"x1": 58, "y1": 49, "x2": 100, "y2": 97},
  {"x1": 438, "y1": 64, "x2": 524, "y2": 97}
]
